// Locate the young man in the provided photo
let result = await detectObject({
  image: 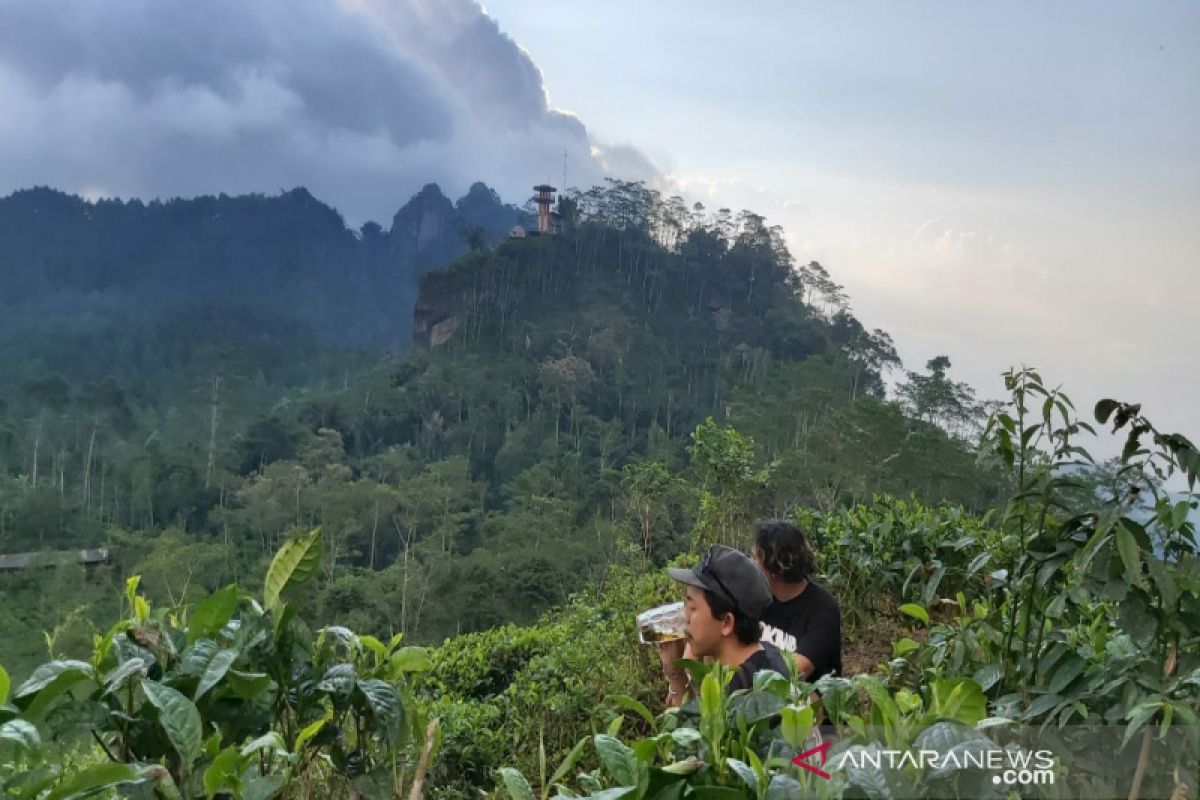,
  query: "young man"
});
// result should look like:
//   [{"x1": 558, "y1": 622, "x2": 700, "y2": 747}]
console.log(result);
[
  {"x1": 753, "y1": 520, "x2": 842, "y2": 681},
  {"x1": 659, "y1": 544, "x2": 790, "y2": 706}
]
